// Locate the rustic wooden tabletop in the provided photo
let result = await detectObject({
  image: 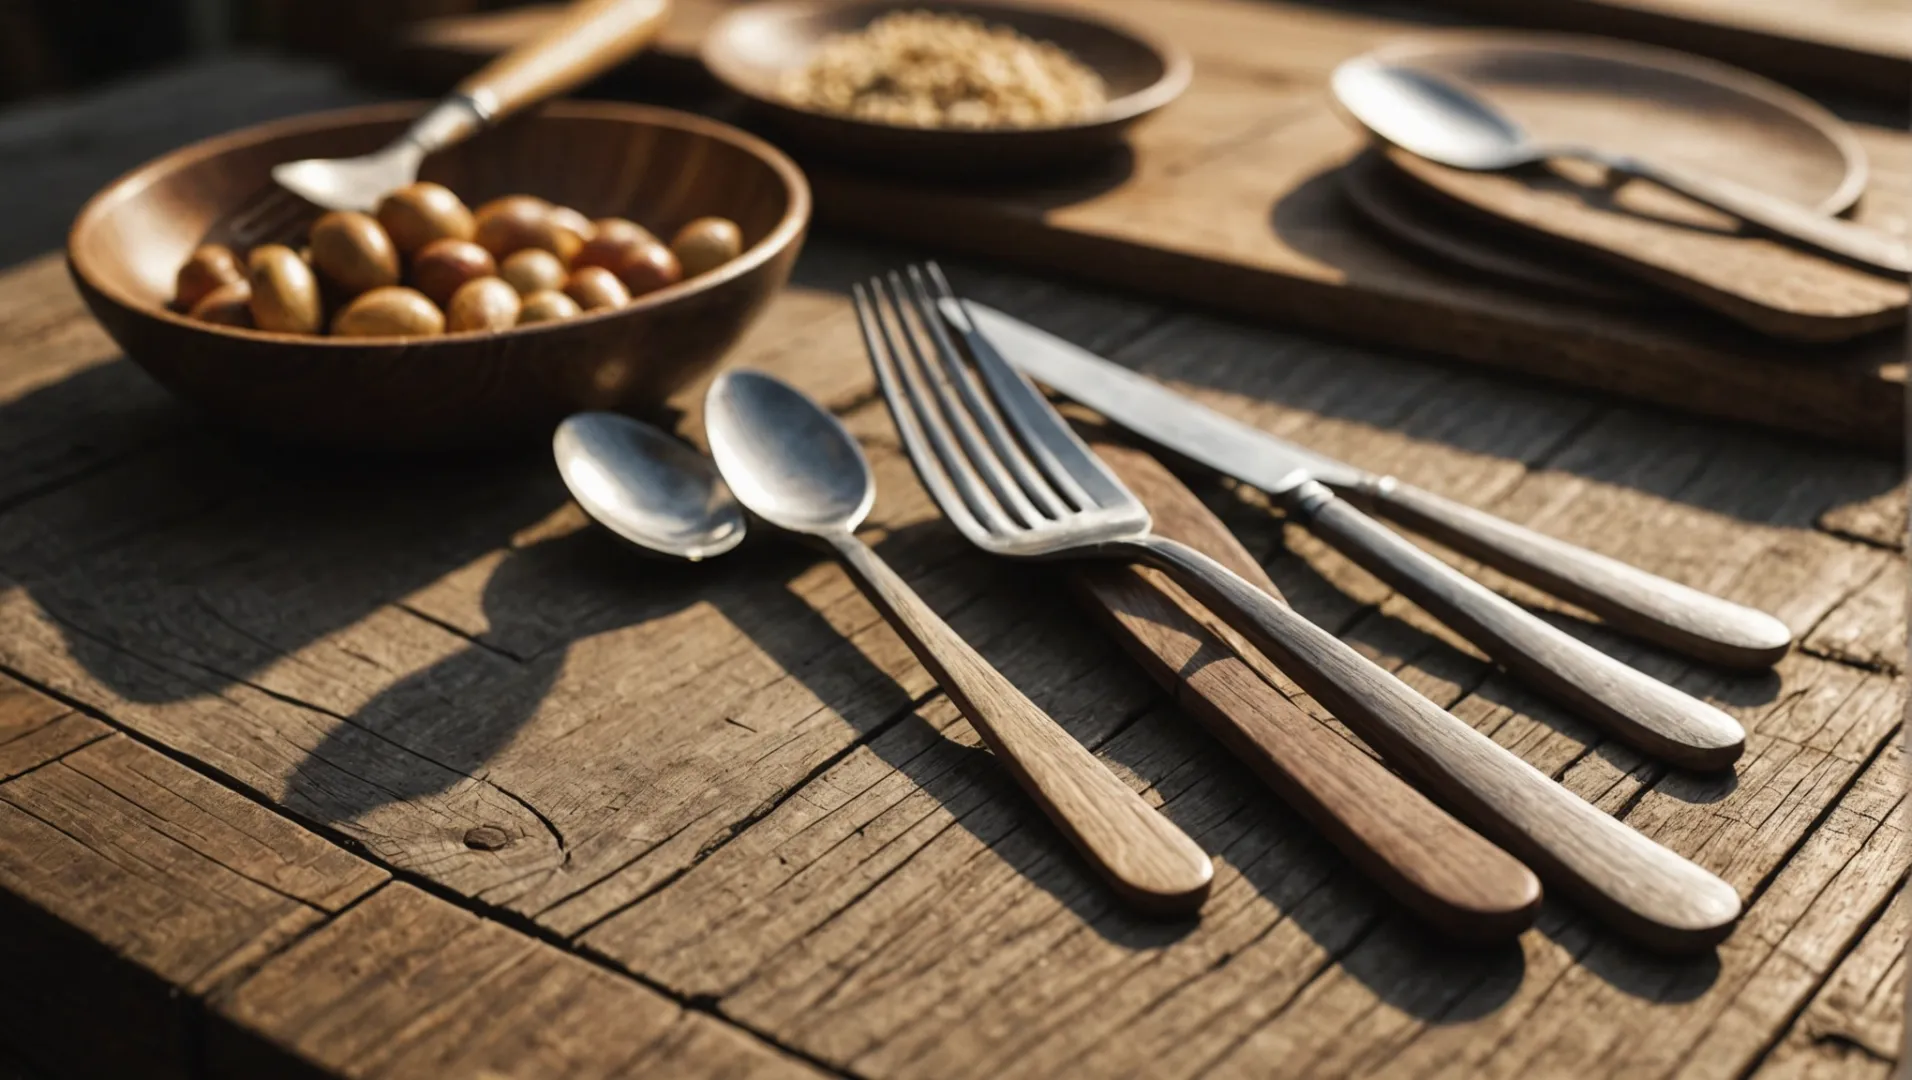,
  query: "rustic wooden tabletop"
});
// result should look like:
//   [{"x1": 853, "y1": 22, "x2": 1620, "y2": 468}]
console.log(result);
[{"x1": 0, "y1": 42, "x2": 1904, "y2": 1080}]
